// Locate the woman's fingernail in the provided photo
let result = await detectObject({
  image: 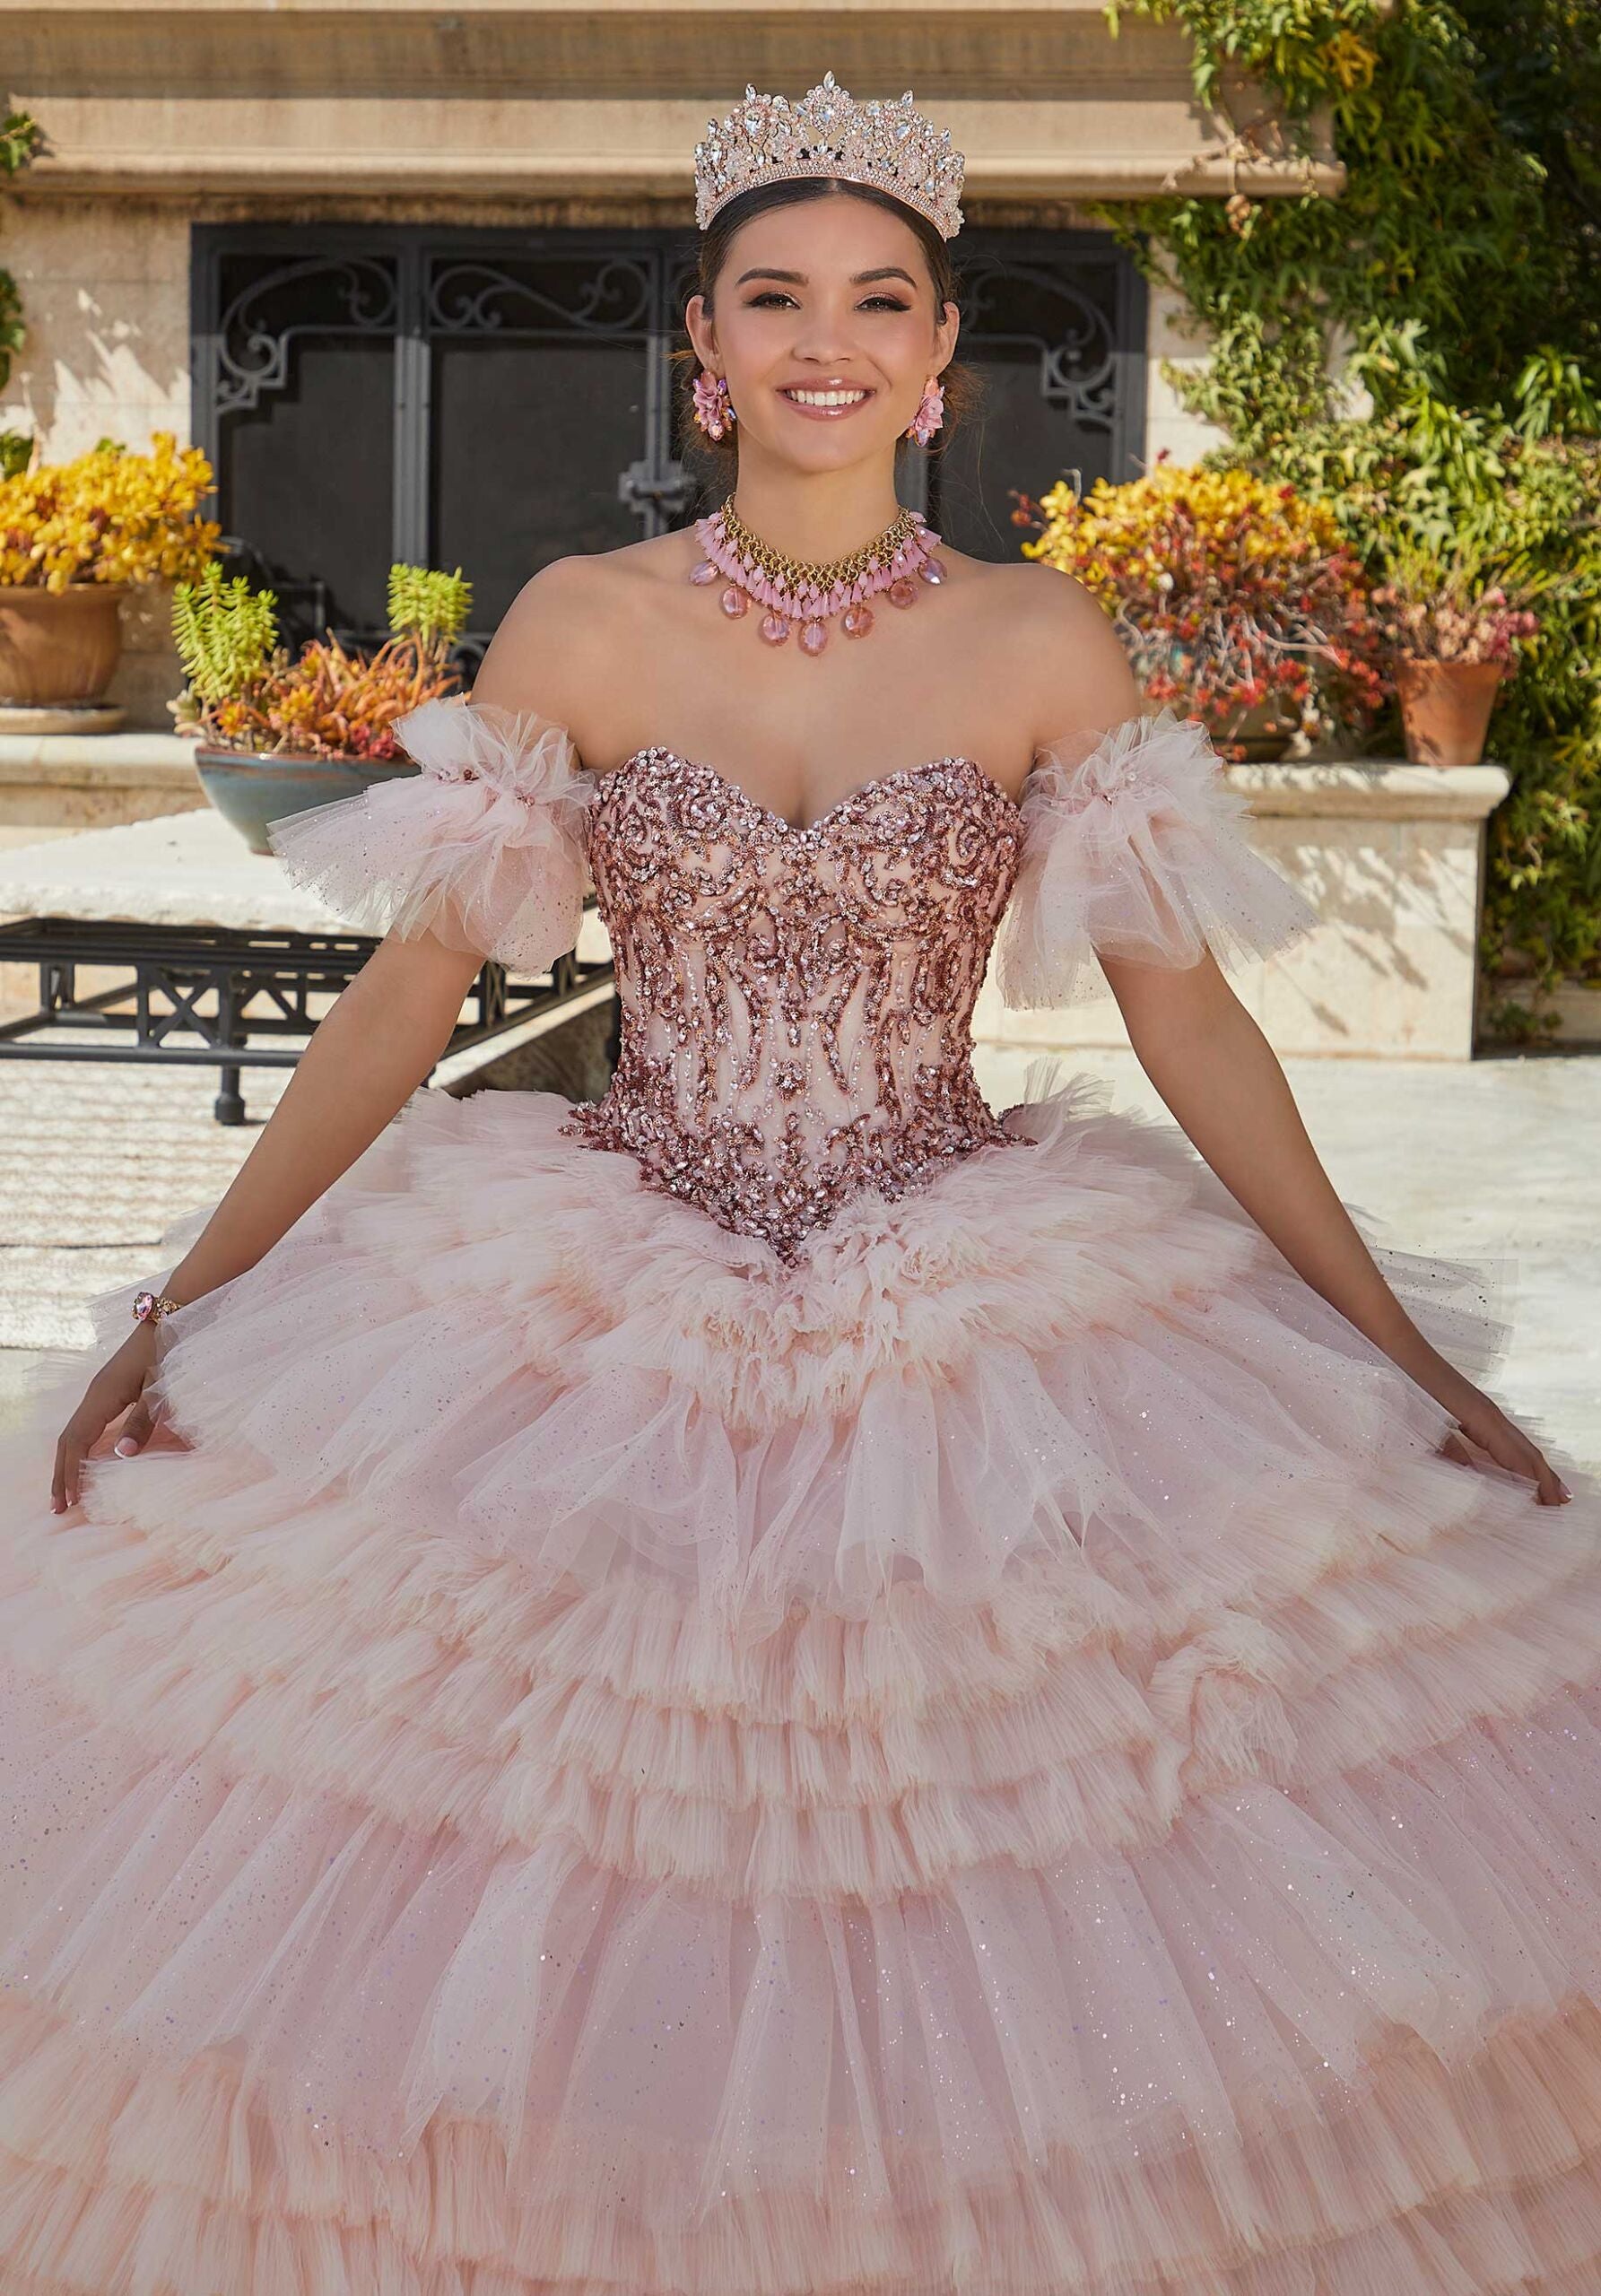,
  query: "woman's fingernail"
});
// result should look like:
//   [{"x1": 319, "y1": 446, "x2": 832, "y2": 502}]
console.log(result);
[{"x1": 114, "y1": 1437, "x2": 138, "y2": 1457}]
